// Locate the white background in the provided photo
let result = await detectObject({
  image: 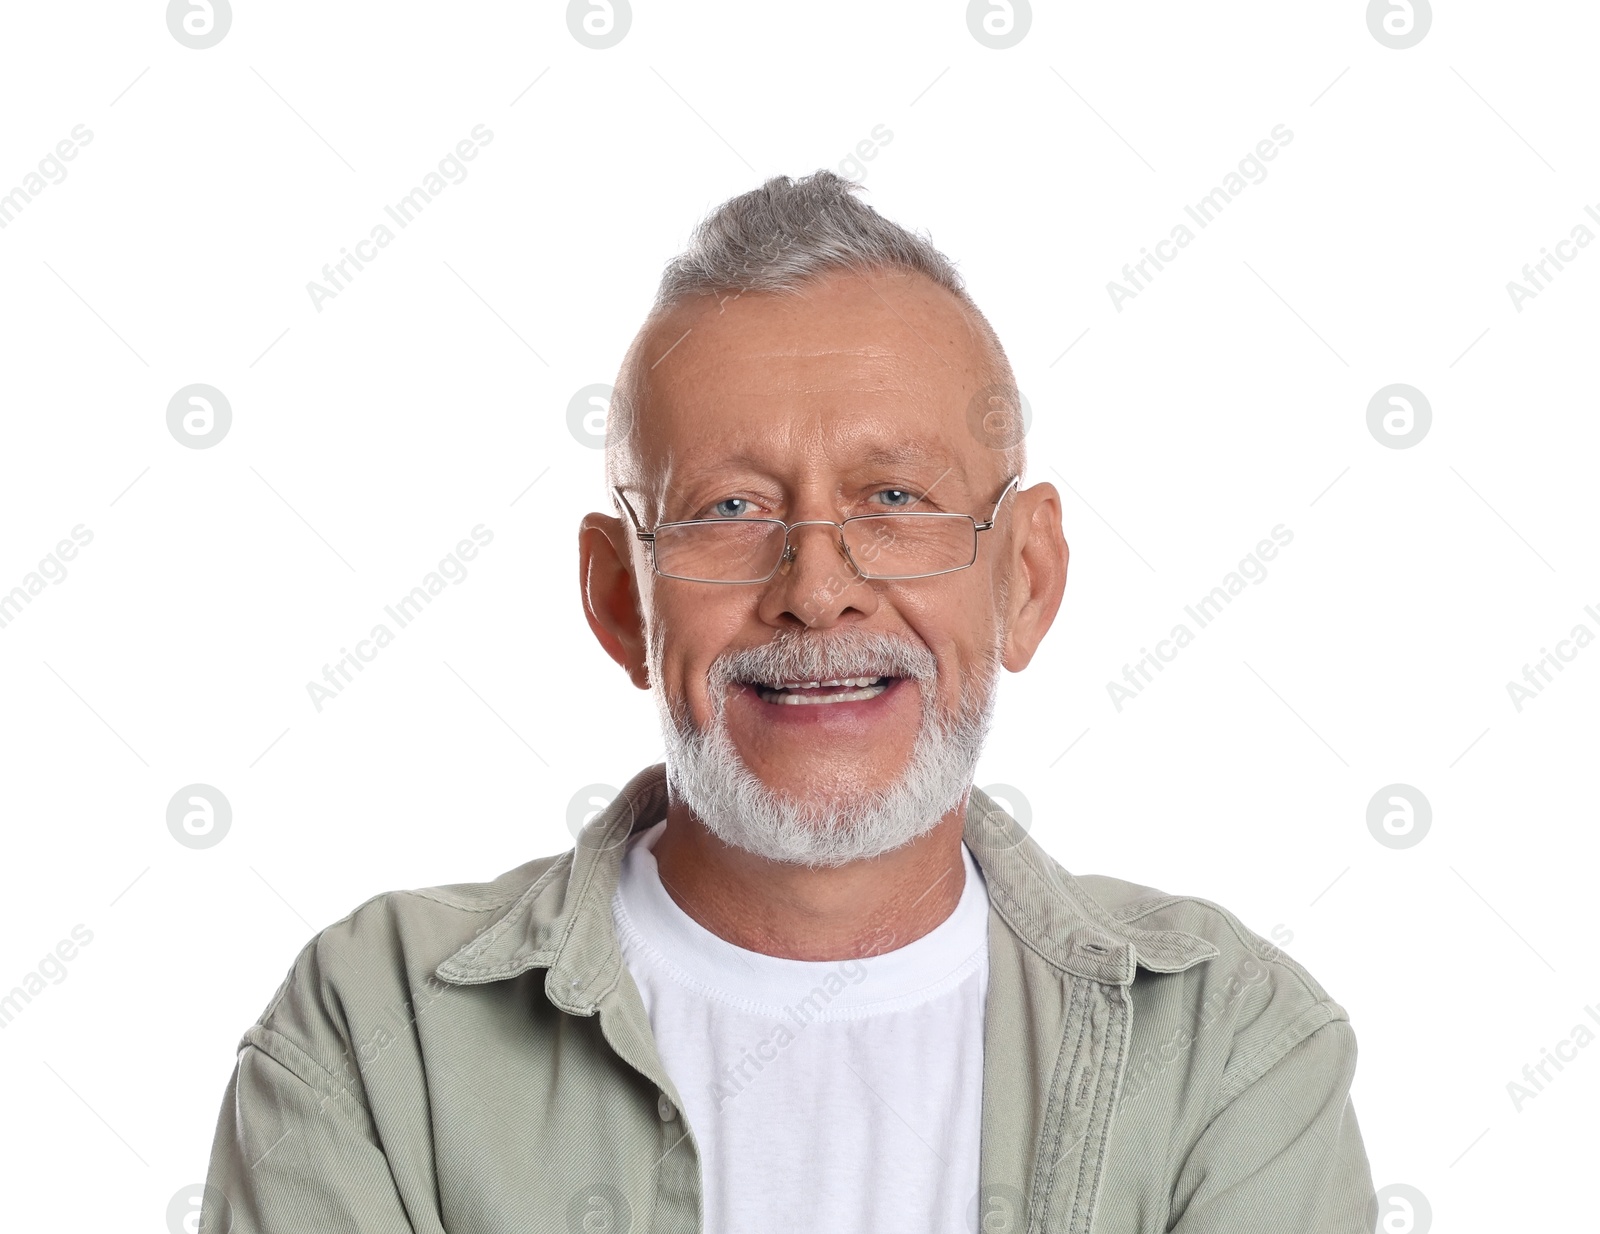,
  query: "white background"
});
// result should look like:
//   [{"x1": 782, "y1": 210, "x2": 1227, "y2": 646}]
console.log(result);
[{"x1": 1, "y1": 1, "x2": 1595, "y2": 1229}]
